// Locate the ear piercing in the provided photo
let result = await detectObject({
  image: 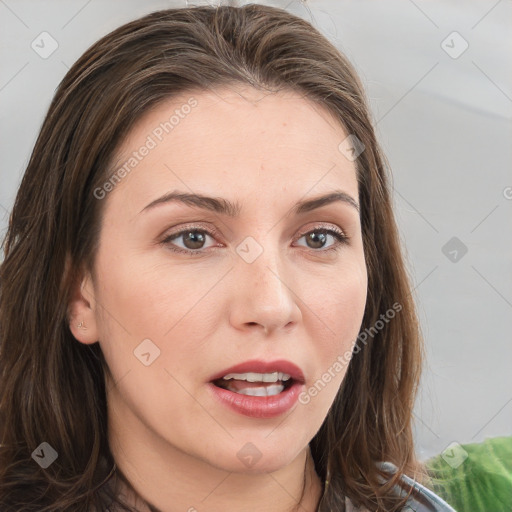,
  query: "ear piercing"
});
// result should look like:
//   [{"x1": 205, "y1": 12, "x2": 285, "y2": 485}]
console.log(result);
[{"x1": 77, "y1": 321, "x2": 87, "y2": 329}]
